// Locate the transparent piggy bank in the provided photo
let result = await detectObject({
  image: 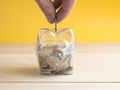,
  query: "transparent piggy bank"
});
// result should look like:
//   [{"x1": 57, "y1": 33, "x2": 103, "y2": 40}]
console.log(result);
[{"x1": 36, "y1": 28, "x2": 76, "y2": 75}]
